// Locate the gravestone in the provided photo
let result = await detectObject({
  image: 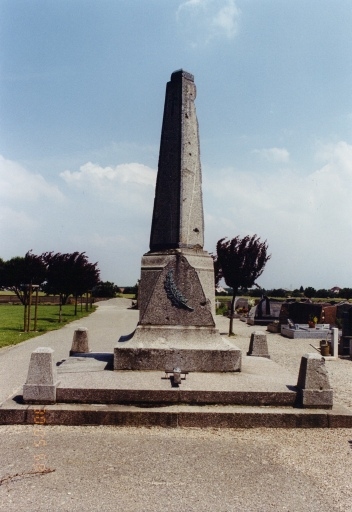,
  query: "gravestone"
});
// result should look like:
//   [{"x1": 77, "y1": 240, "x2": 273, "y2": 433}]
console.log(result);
[{"x1": 114, "y1": 70, "x2": 241, "y2": 372}]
